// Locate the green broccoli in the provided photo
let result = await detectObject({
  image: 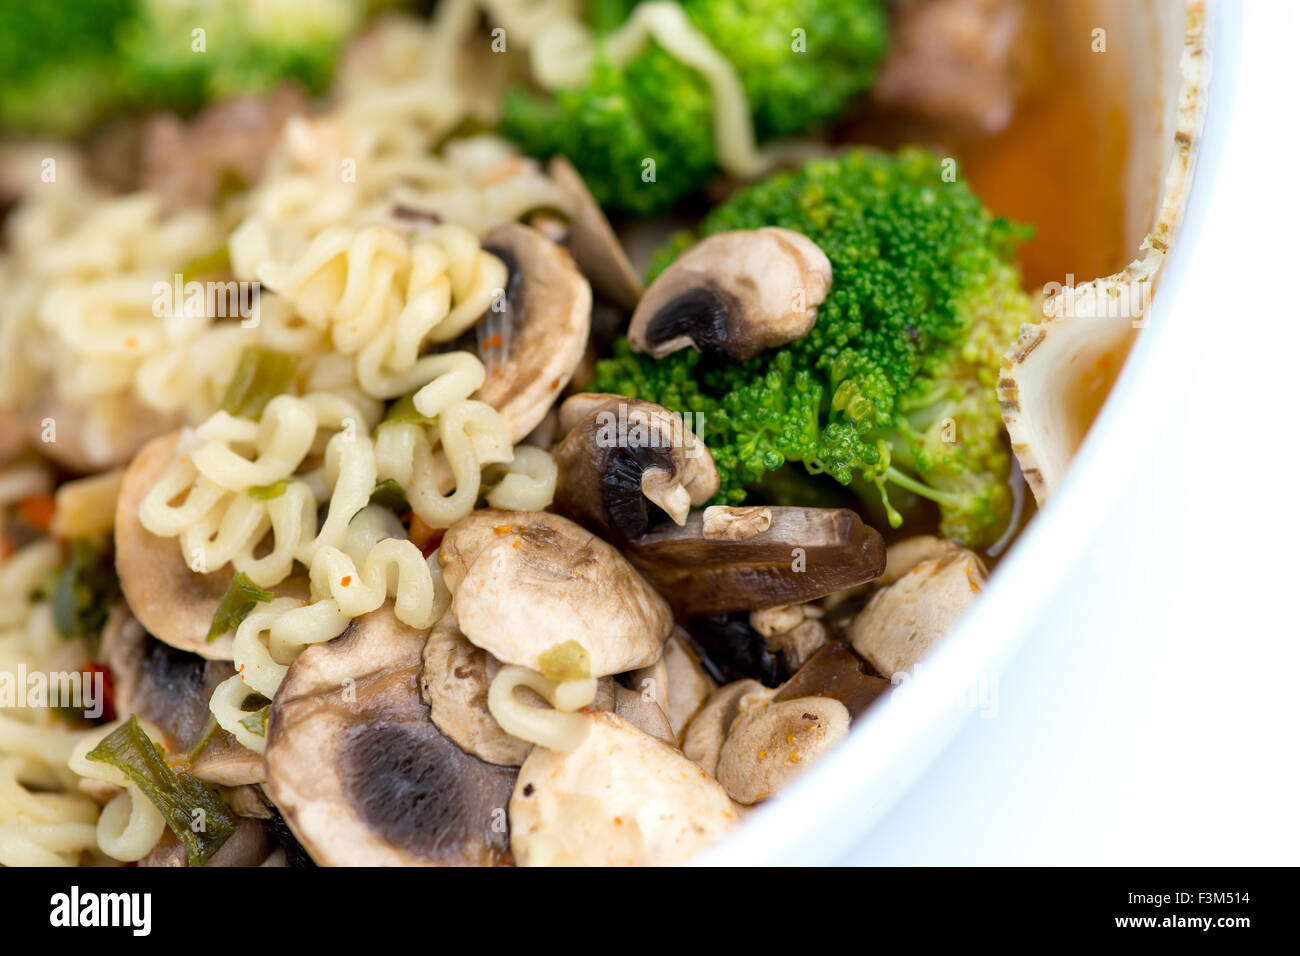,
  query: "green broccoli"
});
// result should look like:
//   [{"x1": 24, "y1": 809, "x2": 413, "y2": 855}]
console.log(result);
[
  {"x1": 0, "y1": 0, "x2": 370, "y2": 136},
  {"x1": 503, "y1": 0, "x2": 889, "y2": 216},
  {"x1": 592, "y1": 149, "x2": 1034, "y2": 549}
]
